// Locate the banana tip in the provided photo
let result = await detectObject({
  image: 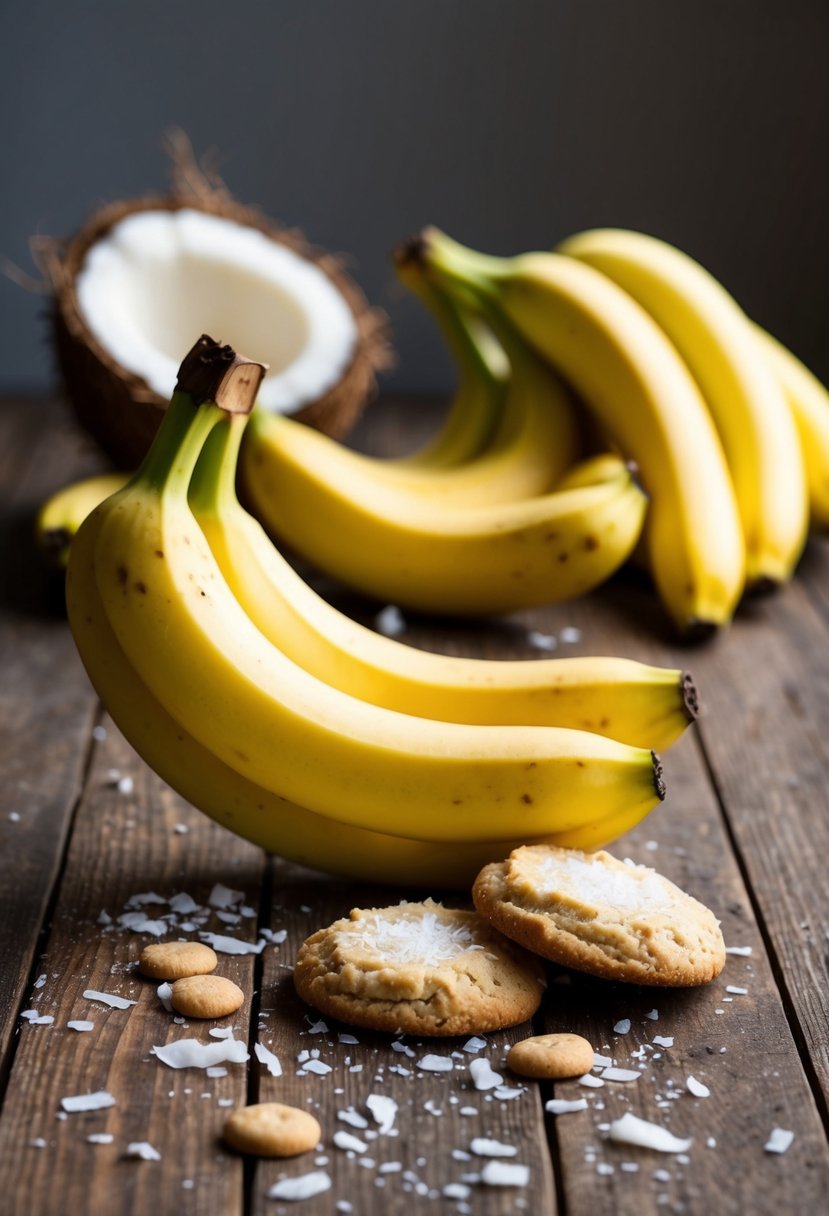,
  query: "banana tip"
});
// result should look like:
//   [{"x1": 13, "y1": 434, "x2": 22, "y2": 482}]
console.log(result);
[
  {"x1": 392, "y1": 227, "x2": 440, "y2": 270},
  {"x1": 680, "y1": 671, "x2": 700, "y2": 722},
  {"x1": 652, "y1": 750, "x2": 666, "y2": 801}
]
